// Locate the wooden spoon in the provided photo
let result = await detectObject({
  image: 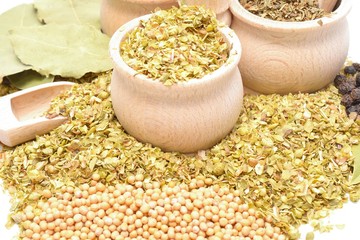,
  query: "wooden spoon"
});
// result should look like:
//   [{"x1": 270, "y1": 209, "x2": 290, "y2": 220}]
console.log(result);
[
  {"x1": 0, "y1": 81, "x2": 75, "y2": 147},
  {"x1": 318, "y1": 0, "x2": 338, "y2": 13}
]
